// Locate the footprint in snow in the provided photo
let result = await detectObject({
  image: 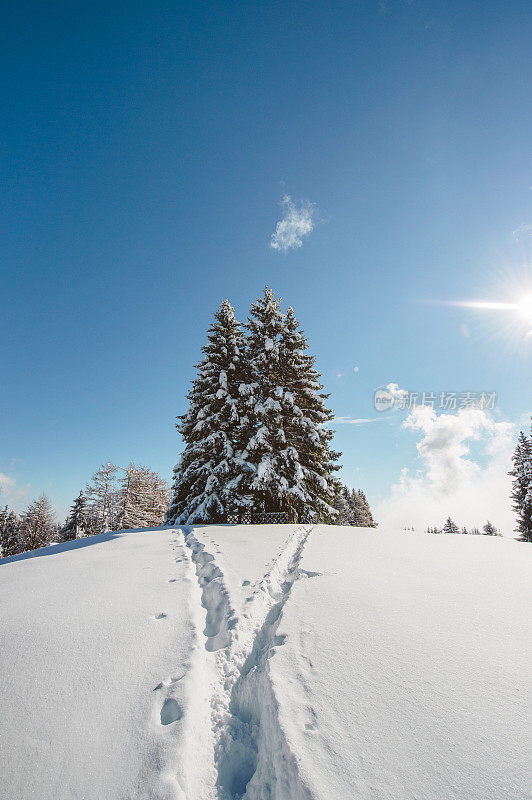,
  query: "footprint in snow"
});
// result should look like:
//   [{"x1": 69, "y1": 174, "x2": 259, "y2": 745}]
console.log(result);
[
  {"x1": 160, "y1": 697, "x2": 183, "y2": 725},
  {"x1": 153, "y1": 612, "x2": 167, "y2": 620},
  {"x1": 154, "y1": 673, "x2": 186, "y2": 691},
  {"x1": 242, "y1": 580, "x2": 251, "y2": 586},
  {"x1": 167, "y1": 578, "x2": 177, "y2": 583},
  {"x1": 304, "y1": 707, "x2": 318, "y2": 731},
  {"x1": 299, "y1": 569, "x2": 323, "y2": 579}
]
